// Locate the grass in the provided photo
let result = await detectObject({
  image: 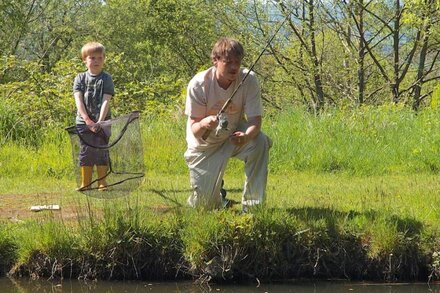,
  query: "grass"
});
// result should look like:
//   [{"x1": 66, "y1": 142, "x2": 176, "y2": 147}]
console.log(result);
[
  {"x1": 268, "y1": 105, "x2": 440, "y2": 175},
  {"x1": 4, "y1": 104, "x2": 440, "y2": 178},
  {"x1": 2, "y1": 106, "x2": 440, "y2": 282},
  {"x1": 1, "y1": 172, "x2": 440, "y2": 281},
  {"x1": 4, "y1": 171, "x2": 440, "y2": 229}
]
